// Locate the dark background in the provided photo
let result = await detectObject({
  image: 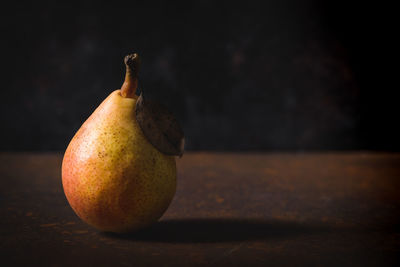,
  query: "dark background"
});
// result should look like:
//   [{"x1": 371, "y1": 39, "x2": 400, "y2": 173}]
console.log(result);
[{"x1": 0, "y1": 0, "x2": 397, "y2": 151}]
